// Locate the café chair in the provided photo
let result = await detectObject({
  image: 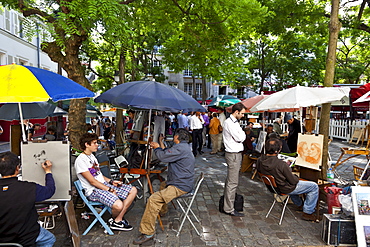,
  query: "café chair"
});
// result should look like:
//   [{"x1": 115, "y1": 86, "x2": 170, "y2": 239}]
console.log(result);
[
  {"x1": 173, "y1": 172, "x2": 205, "y2": 236},
  {"x1": 258, "y1": 172, "x2": 296, "y2": 225},
  {"x1": 74, "y1": 180, "x2": 114, "y2": 235}
]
